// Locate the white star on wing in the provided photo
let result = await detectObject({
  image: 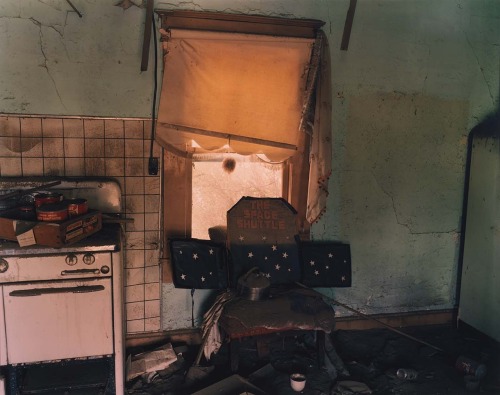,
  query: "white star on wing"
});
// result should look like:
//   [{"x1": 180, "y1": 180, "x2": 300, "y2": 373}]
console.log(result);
[
  {"x1": 272, "y1": 245, "x2": 277, "y2": 251},
  {"x1": 264, "y1": 256, "x2": 268, "y2": 260},
  {"x1": 341, "y1": 276, "x2": 346, "y2": 281},
  {"x1": 282, "y1": 252, "x2": 288, "y2": 258},
  {"x1": 266, "y1": 273, "x2": 271, "y2": 278},
  {"x1": 209, "y1": 249, "x2": 214, "y2": 255},
  {"x1": 314, "y1": 270, "x2": 319, "y2": 276},
  {"x1": 179, "y1": 250, "x2": 183, "y2": 254},
  {"x1": 239, "y1": 235, "x2": 245, "y2": 241},
  {"x1": 248, "y1": 252, "x2": 254, "y2": 258},
  {"x1": 310, "y1": 260, "x2": 315, "y2": 266},
  {"x1": 328, "y1": 253, "x2": 333, "y2": 258},
  {"x1": 201, "y1": 276, "x2": 205, "y2": 282},
  {"x1": 193, "y1": 253, "x2": 199, "y2": 260},
  {"x1": 181, "y1": 274, "x2": 186, "y2": 280},
  {"x1": 275, "y1": 264, "x2": 281, "y2": 270},
  {"x1": 262, "y1": 236, "x2": 267, "y2": 241},
  {"x1": 325, "y1": 265, "x2": 329, "y2": 269}
]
